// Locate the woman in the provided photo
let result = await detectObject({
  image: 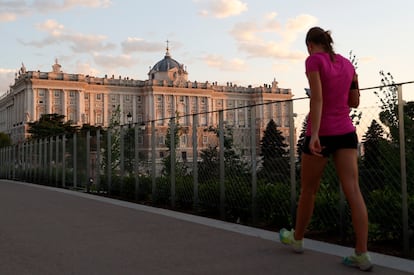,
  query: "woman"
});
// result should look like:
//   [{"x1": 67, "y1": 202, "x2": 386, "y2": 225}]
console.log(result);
[{"x1": 279, "y1": 27, "x2": 372, "y2": 271}]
